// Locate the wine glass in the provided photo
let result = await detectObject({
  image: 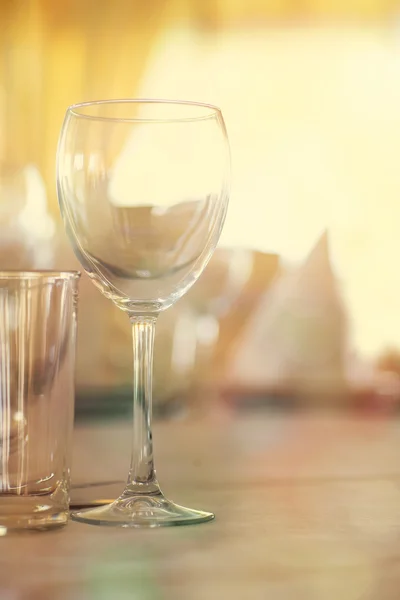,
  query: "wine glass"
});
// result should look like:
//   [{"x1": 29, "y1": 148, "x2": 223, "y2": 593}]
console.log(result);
[{"x1": 56, "y1": 99, "x2": 230, "y2": 527}]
